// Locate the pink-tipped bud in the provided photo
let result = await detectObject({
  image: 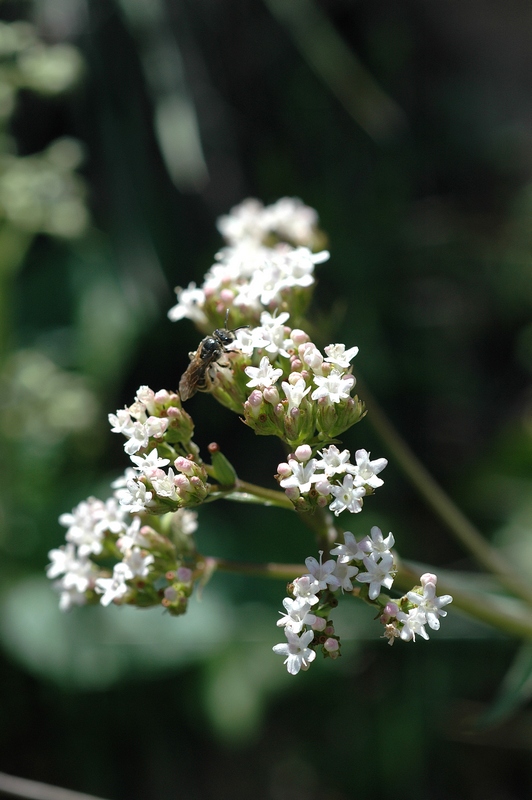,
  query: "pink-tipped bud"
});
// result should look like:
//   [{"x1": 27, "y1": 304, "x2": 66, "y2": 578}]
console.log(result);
[
  {"x1": 174, "y1": 474, "x2": 191, "y2": 492},
  {"x1": 291, "y1": 329, "x2": 310, "y2": 345},
  {"x1": 154, "y1": 389, "x2": 171, "y2": 404},
  {"x1": 220, "y1": 288, "x2": 235, "y2": 303},
  {"x1": 420, "y1": 573, "x2": 438, "y2": 587},
  {"x1": 263, "y1": 386, "x2": 280, "y2": 405},
  {"x1": 312, "y1": 617, "x2": 327, "y2": 632},
  {"x1": 174, "y1": 457, "x2": 195, "y2": 475},
  {"x1": 288, "y1": 371, "x2": 303, "y2": 386},
  {"x1": 315, "y1": 480, "x2": 331, "y2": 496},
  {"x1": 284, "y1": 486, "x2": 300, "y2": 501},
  {"x1": 295, "y1": 445, "x2": 312, "y2": 462},
  {"x1": 277, "y1": 462, "x2": 292, "y2": 478},
  {"x1": 324, "y1": 637, "x2": 339, "y2": 653},
  {"x1": 177, "y1": 567, "x2": 193, "y2": 583},
  {"x1": 290, "y1": 358, "x2": 303, "y2": 371},
  {"x1": 383, "y1": 602, "x2": 399, "y2": 617},
  {"x1": 248, "y1": 390, "x2": 263, "y2": 407}
]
